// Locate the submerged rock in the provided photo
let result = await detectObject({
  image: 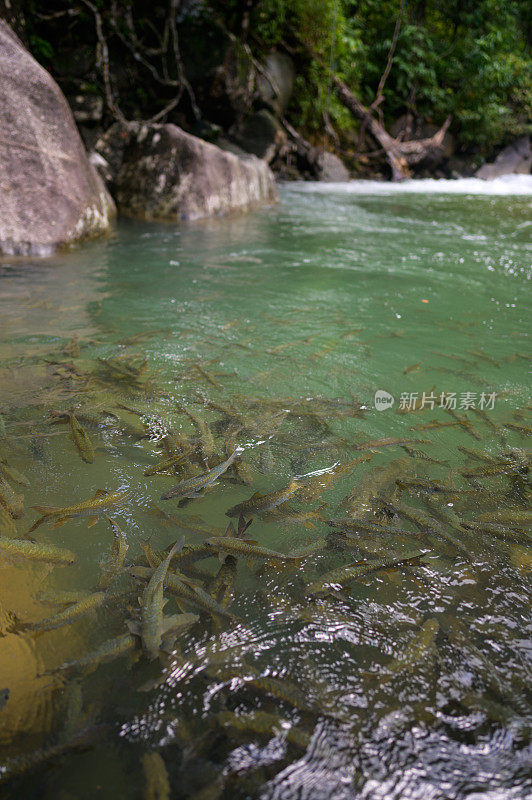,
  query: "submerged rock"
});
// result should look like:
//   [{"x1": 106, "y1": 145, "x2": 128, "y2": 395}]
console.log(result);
[
  {"x1": 476, "y1": 136, "x2": 532, "y2": 179},
  {"x1": 107, "y1": 122, "x2": 278, "y2": 221},
  {"x1": 0, "y1": 20, "x2": 115, "y2": 257}
]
